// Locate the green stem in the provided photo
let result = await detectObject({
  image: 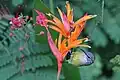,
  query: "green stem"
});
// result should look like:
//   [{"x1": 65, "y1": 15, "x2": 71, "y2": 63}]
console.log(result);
[{"x1": 49, "y1": 0, "x2": 54, "y2": 14}]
